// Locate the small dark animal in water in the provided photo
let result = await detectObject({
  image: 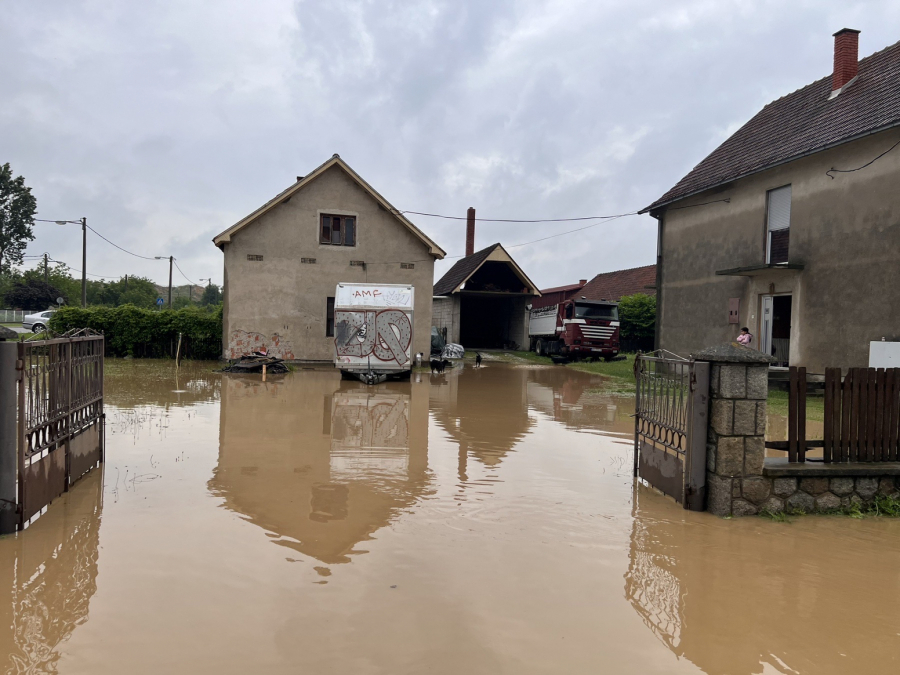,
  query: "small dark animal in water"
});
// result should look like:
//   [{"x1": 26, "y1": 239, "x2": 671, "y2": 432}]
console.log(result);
[
  {"x1": 430, "y1": 359, "x2": 452, "y2": 374},
  {"x1": 475, "y1": 352, "x2": 483, "y2": 367}
]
